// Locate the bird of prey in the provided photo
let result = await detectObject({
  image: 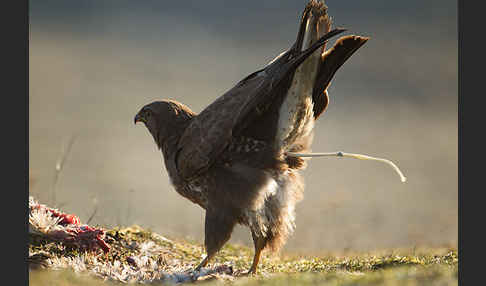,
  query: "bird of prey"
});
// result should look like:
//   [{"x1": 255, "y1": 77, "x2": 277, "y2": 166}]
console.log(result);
[{"x1": 135, "y1": 0, "x2": 368, "y2": 274}]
